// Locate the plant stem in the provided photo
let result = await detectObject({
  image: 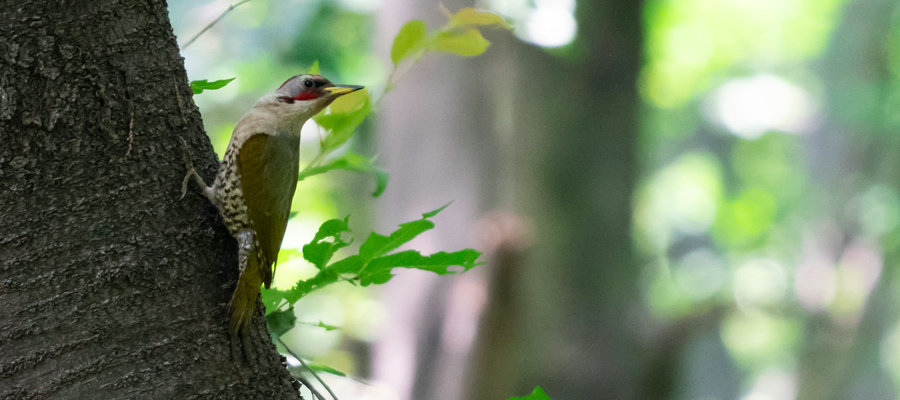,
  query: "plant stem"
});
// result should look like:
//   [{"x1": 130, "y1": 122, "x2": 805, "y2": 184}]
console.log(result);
[
  {"x1": 275, "y1": 335, "x2": 340, "y2": 400},
  {"x1": 181, "y1": 0, "x2": 254, "y2": 49}
]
